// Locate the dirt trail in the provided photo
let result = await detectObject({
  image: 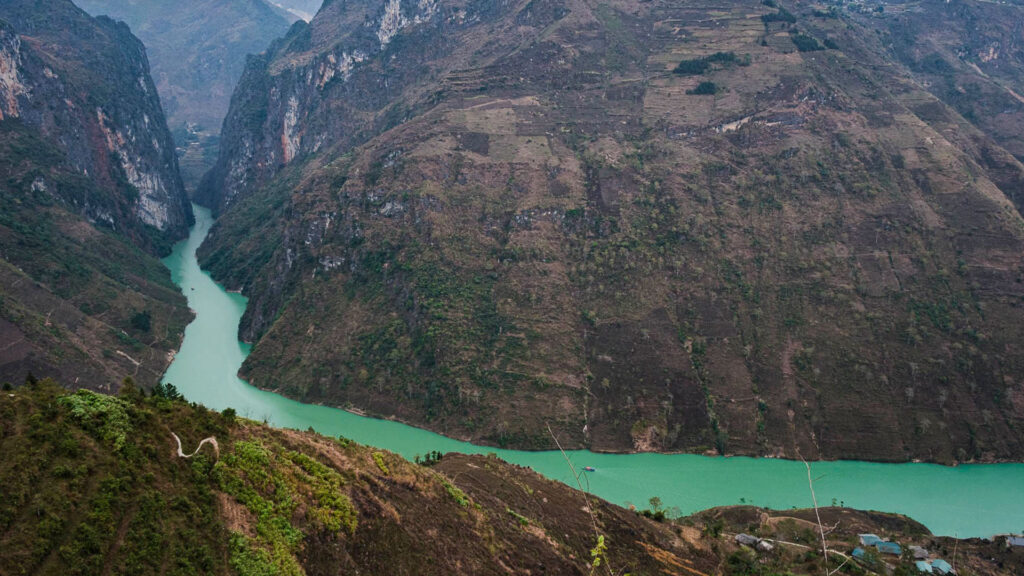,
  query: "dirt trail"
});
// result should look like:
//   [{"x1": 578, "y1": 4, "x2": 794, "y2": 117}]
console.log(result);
[{"x1": 172, "y1": 432, "x2": 219, "y2": 458}]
